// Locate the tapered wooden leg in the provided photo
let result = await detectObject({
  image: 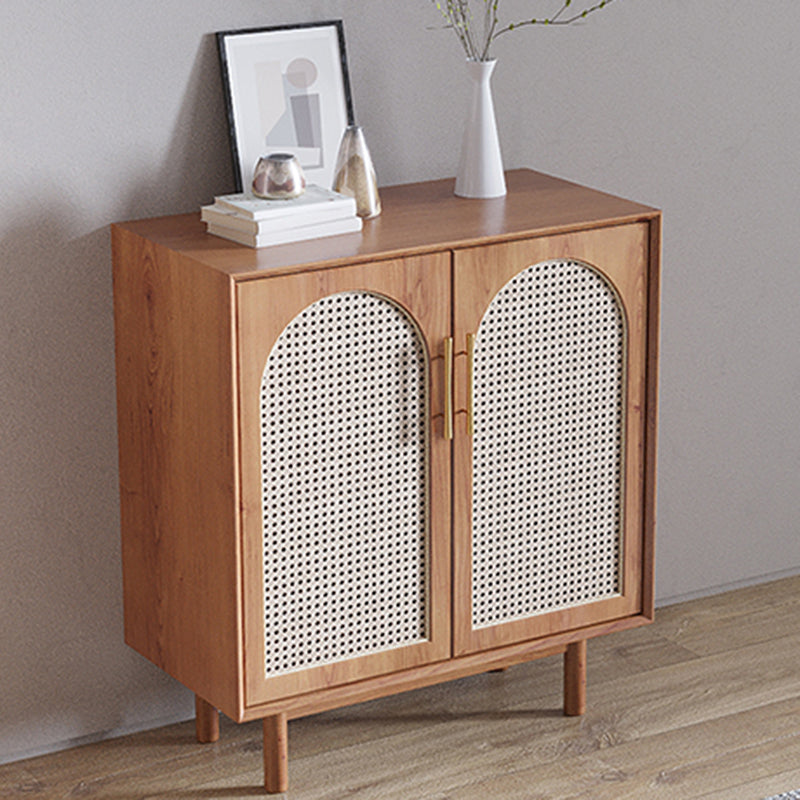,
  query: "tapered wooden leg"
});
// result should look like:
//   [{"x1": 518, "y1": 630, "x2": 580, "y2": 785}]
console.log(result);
[
  {"x1": 564, "y1": 640, "x2": 587, "y2": 717},
  {"x1": 195, "y1": 695, "x2": 219, "y2": 743},
  {"x1": 263, "y1": 712, "x2": 289, "y2": 794}
]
